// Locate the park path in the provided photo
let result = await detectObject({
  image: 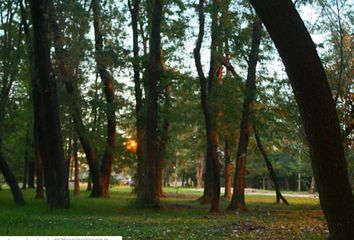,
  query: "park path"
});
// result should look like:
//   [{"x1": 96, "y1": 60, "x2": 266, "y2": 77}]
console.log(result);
[{"x1": 190, "y1": 187, "x2": 319, "y2": 198}]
